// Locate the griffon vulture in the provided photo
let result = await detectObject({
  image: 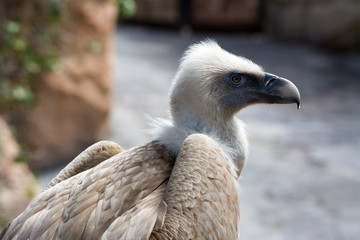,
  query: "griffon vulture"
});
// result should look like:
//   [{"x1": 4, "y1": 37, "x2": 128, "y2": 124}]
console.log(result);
[{"x1": 0, "y1": 40, "x2": 300, "y2": 240}]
